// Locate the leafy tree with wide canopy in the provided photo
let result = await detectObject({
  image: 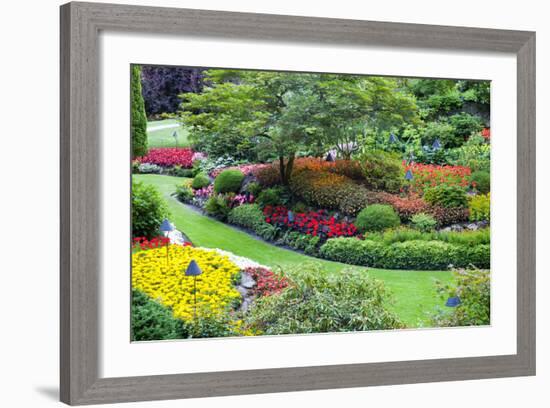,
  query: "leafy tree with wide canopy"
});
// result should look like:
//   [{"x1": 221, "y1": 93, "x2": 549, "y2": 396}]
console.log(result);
[{"x1": 179, "y1": 70, "x2": 419, "y2": 184}]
